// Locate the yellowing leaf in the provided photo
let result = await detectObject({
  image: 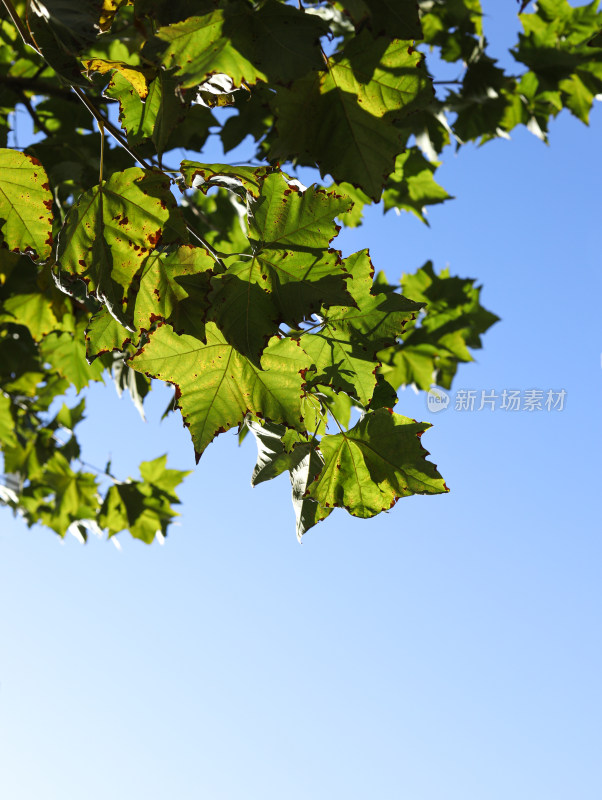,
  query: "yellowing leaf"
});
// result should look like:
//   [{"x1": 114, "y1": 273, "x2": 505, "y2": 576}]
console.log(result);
[
  {"x1": 83, "y1": 58, "x2": 149, "y2": 98},
  {"x1": 99, "y1": 0, "x2": 130, "y2": 32},
  {"x1": 0, "y1": 149, "x2": 53, "y2": 262}
]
